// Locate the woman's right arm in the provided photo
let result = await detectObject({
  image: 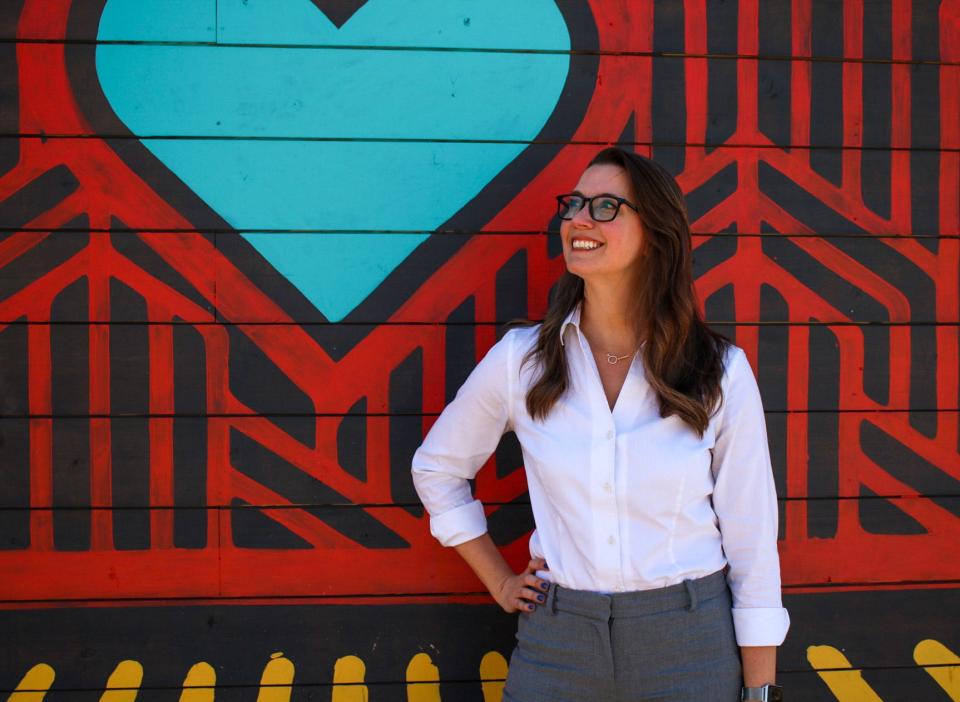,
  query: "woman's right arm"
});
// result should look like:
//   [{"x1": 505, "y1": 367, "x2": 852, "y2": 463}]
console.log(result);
[
  {"x1": 411, "y1": 329, "x2": 549, "y2": 612},
  {"x1": 455, "y1": 535, "x2": 549, "y2": 612}
]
